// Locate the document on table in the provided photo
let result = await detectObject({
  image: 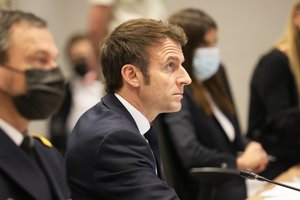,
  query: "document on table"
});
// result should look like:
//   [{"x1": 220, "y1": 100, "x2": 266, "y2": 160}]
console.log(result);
[{"x1": 260, "y1": 178, "x2": 300, "y2": 199}]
